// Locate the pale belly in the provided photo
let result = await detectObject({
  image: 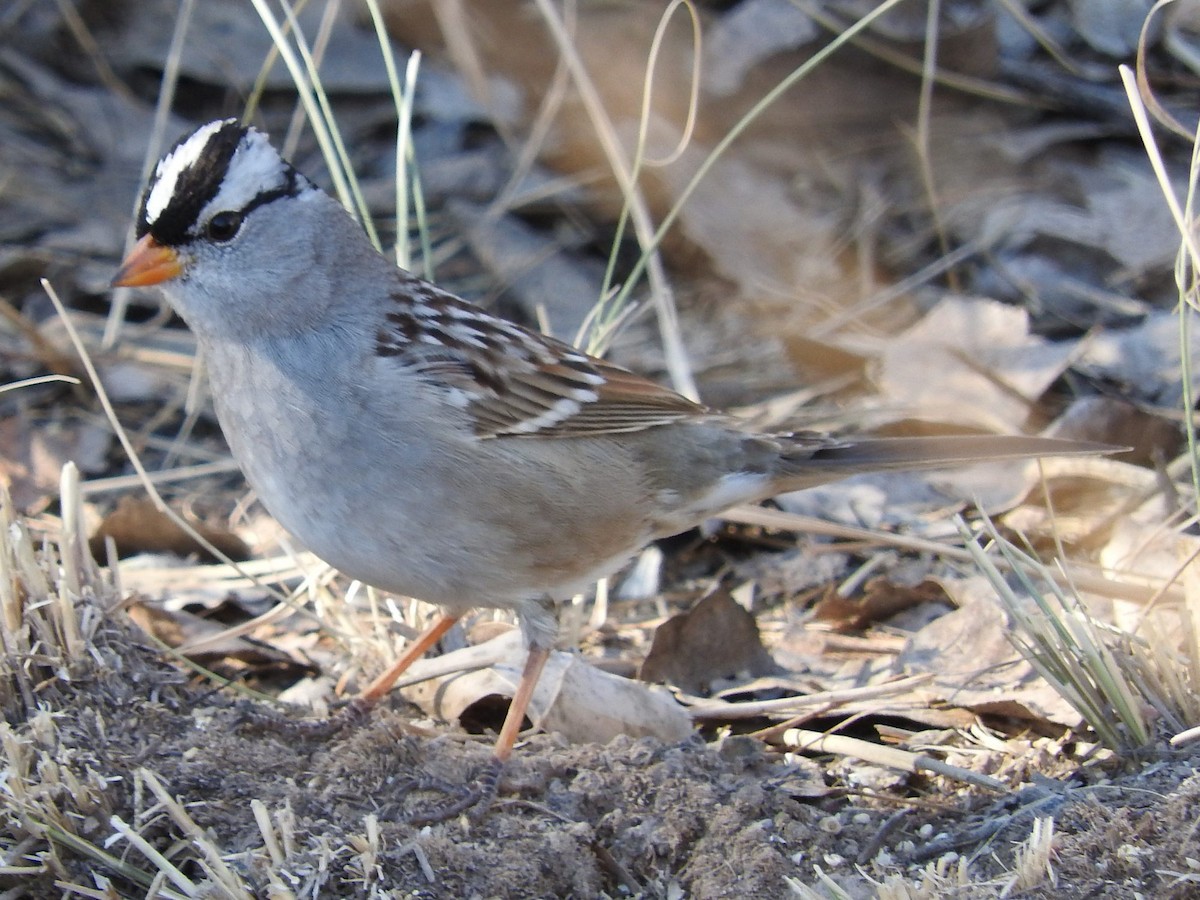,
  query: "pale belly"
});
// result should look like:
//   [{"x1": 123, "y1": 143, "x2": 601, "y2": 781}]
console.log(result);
[{"x1": 210, "y1": 348, "x2": 652, "y2": 610}]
